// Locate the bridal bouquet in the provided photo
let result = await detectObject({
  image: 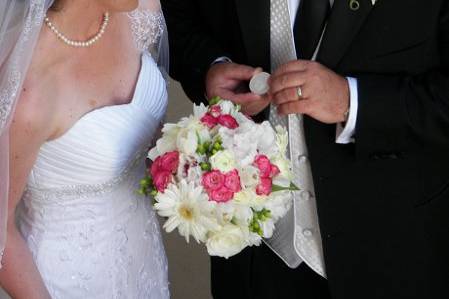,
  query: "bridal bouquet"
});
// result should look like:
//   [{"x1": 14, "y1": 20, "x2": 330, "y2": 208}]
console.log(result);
[{"x1": 139, "y1": 97, "x2": 298, "y2": 258}]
